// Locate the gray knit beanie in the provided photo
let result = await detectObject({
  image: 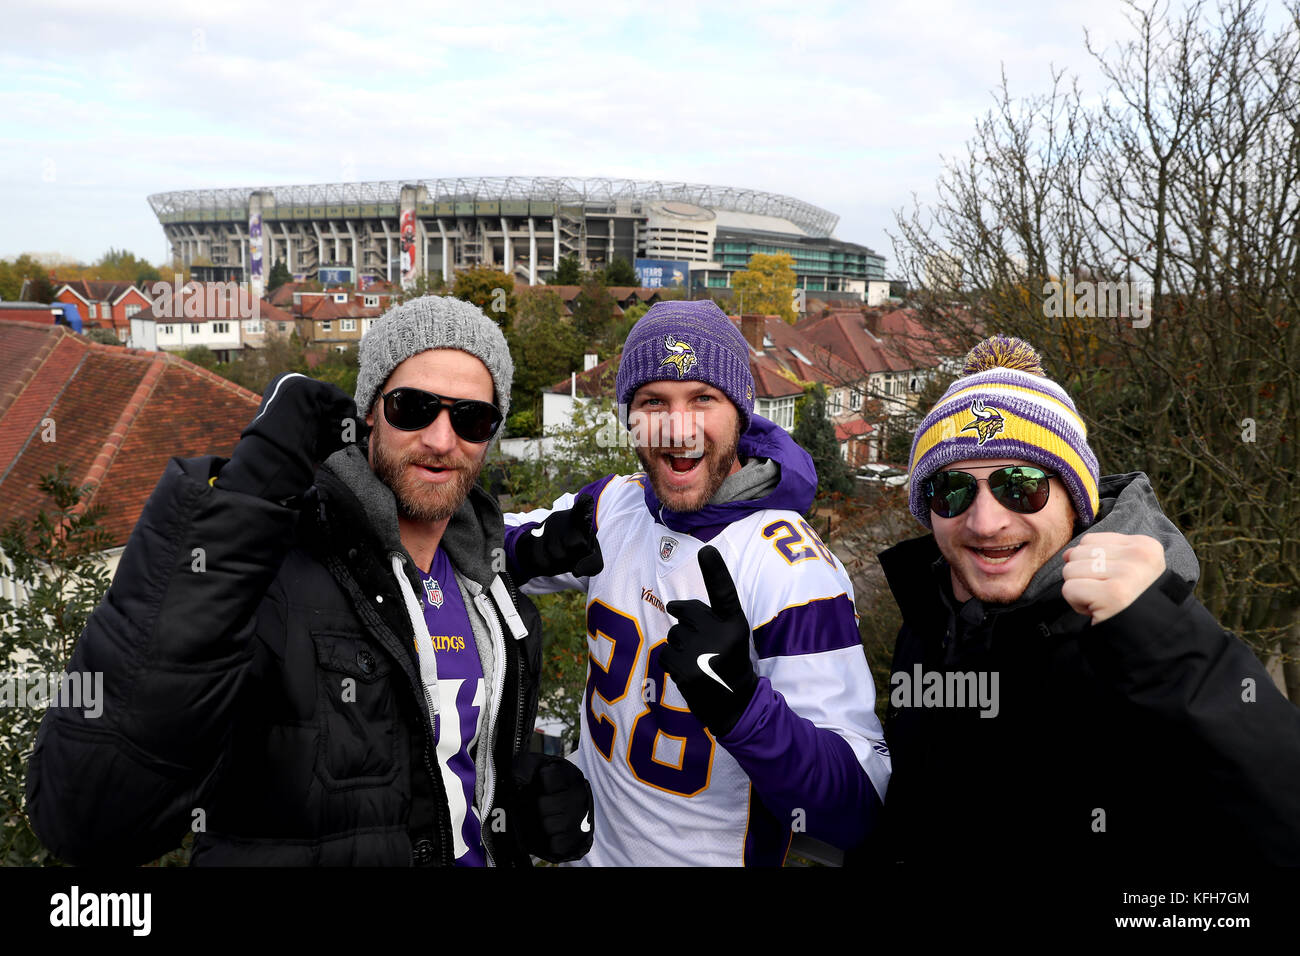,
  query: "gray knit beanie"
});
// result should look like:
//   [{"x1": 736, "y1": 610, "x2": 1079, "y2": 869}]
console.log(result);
[{"x1": 354, "y1": 295, "x2": 514, "y2": 421}]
